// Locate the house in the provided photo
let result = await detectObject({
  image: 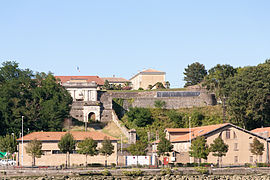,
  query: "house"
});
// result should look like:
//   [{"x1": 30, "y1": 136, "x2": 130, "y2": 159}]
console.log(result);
[
  {"x1": 101, "y1": 77, "x2": 130, "y2": 88},
  {"x1": 153, "y1": 123, "x2": 269, "y2": 165},
  {"x1": 17, "y1": 131, "x2": 118, "y2": 166},
  {"x1": 251, "y1": 127, "x2": 270, "y2": 139},
  {"x1": 130, "y1": 69, "x2": 166, "y2": 90}
]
